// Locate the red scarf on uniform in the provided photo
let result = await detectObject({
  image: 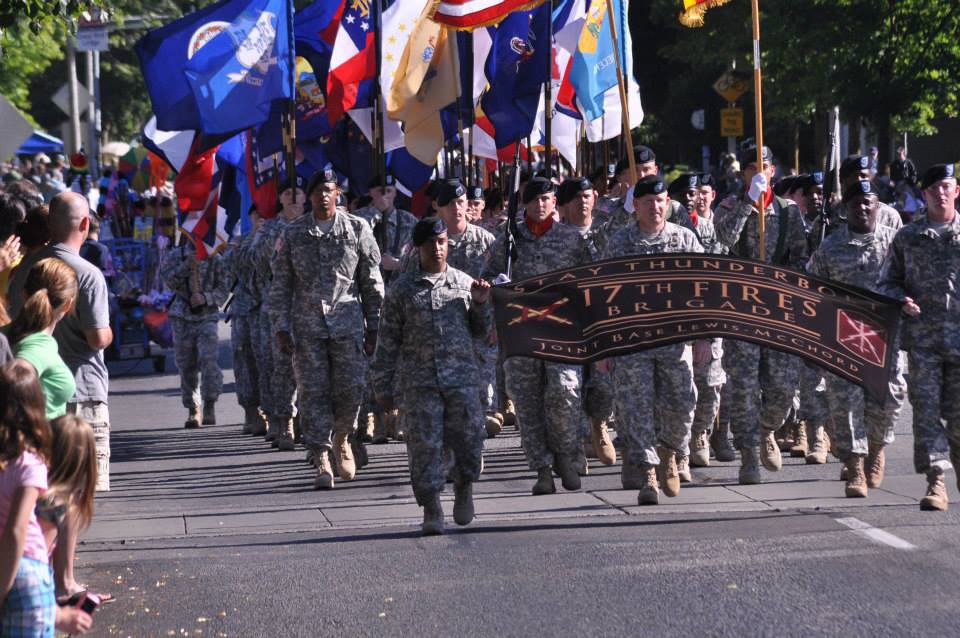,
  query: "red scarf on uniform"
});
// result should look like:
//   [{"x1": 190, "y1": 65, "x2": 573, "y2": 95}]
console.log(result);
[{"x1": 525, "y1": 216, "x2": 554, "y2": 237}]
